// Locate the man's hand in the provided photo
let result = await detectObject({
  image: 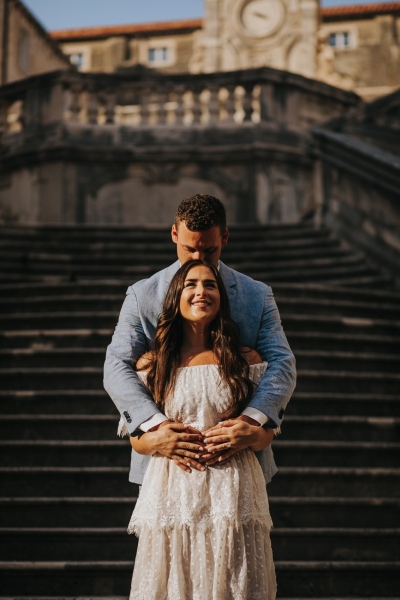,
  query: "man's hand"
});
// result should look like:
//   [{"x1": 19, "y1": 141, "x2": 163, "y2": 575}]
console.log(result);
[
  {"x1": 201, "y1": 415, "x2": 273, "y2": 466},
  {"x1": 143, "y1": 421, "x2": 206, "y2": 473}
]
